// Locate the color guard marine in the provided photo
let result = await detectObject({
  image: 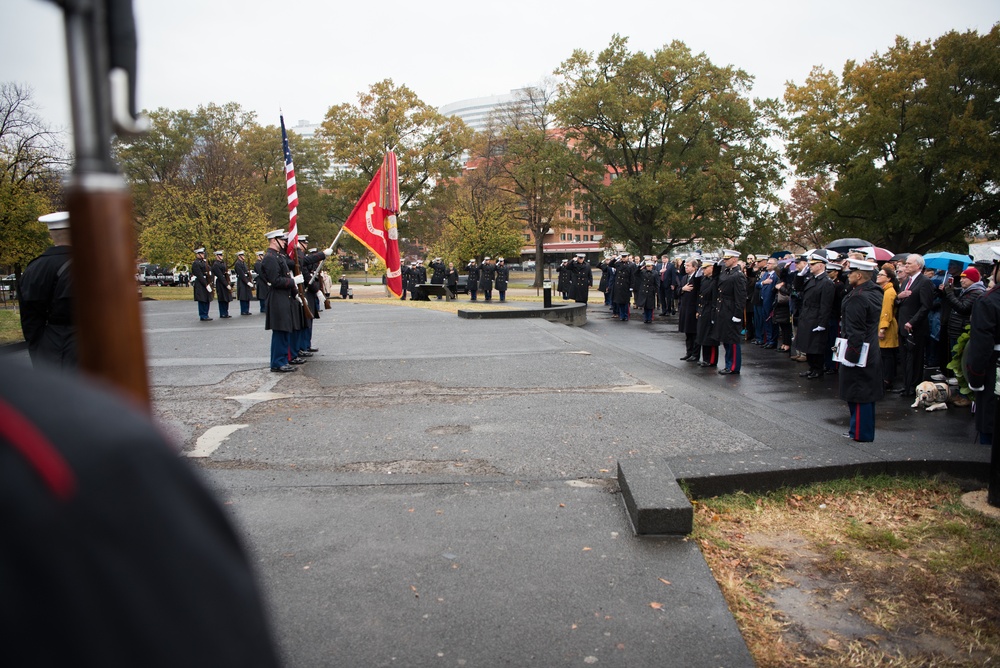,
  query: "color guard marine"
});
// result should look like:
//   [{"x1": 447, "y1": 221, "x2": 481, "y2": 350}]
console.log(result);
[
  {"x1": 19, "y1": 212, "x2": 76, "y2": 369},
  {"x1": 211, "y1": 250, "x2": 233, "y2": 319},
  {"x1": 192, "y1": 247, "x2": 213, "y2": 321}
]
